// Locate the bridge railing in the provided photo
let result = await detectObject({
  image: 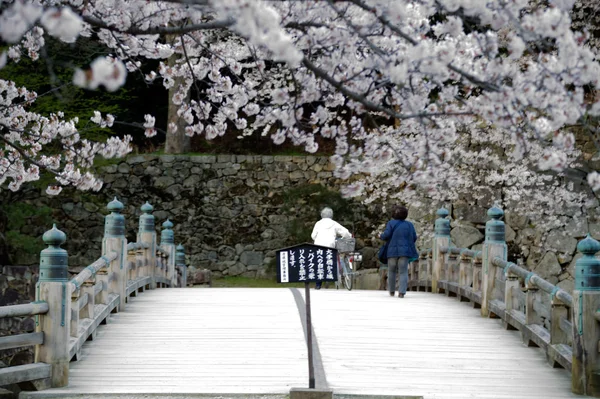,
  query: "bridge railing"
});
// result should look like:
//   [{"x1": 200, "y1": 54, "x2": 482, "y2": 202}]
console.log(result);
[
  {"x1": 0, "y1": 302, "x2": 50, "y2": 390},
  {"x1": 0, "y1": 198, "x2": 188, "y2": 391},
  {"x1": 409, "y1": 206, "x2": 600, "y2": 397}
]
